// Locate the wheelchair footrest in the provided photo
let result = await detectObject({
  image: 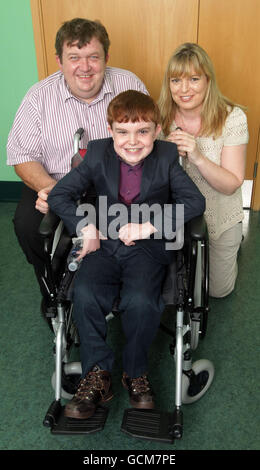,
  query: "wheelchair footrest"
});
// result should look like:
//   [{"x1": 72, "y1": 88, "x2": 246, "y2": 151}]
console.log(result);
[
  {"x1": 50, "y1": 405, "x2": 109, "y2": 435},
  {"x1": 121, "y1": 408, "x2": 175, "y2": 443}
]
